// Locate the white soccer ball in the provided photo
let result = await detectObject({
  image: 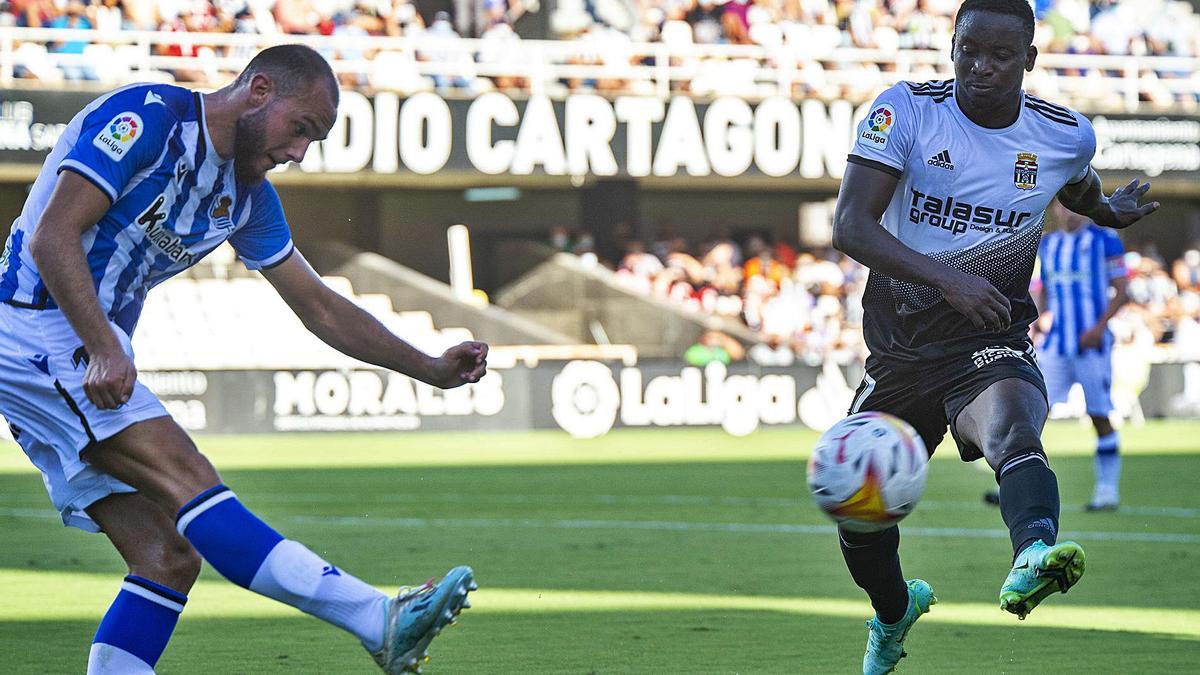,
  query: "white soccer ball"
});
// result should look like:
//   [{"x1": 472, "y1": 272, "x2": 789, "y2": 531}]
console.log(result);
[{"x1": 806, "y1": 411, "x2": 929, "y2": 533}]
